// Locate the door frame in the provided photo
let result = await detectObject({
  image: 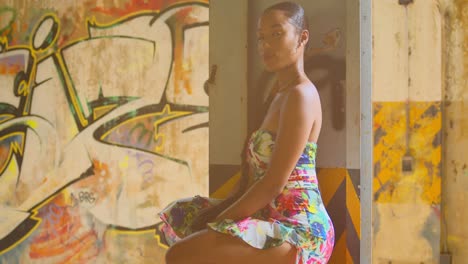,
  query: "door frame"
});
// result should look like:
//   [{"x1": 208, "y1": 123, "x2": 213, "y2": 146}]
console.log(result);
[{"x1": 360, "y1": 0, "x2": 373, "y2": 263}]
